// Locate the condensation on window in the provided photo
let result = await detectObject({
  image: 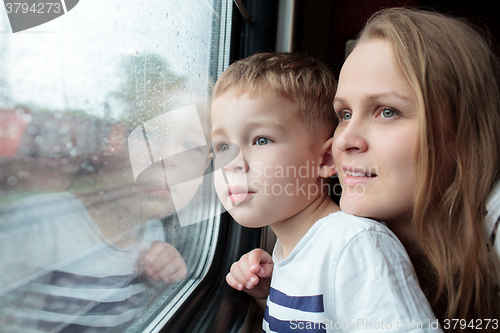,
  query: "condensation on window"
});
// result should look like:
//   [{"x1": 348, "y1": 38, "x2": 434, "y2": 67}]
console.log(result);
[{"x1": 0, "y1": 0, "x2": 229, "y2": 331}]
